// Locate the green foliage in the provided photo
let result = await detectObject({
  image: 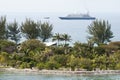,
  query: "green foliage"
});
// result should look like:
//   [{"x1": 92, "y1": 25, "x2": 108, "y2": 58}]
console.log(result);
[
  {"x1": 15, "y1": 61, "x2": 22, "y2": 68},
  {"x1": 107, "y1": 55, "x2": 116, "y2": 69},
  {"x1": 36, "y1": 63, "x2": 45, "y2": 70},
  {"x1": 45, "y1": 61, "x2": 60, "y2": 70},
  {"x1": 0, "y1": 16, "x2": 120, "y2": 71},
  {"x1": 7, "y1": 60, "x2": 17, "y2": 67},
  {"x1": 36, "y1": 48, "x2": 53, "y2": 63},
  {"x1": 39, "y1": 22, "x2": 53, "y2": 42},
  {"x1": 94, "y1": 55, "x2": 107, "y2": 70},
  {"x1": 0, "y1": 40, "x2": 16, "y2": 53},
  {"x1": 20, "y1": 39, "x2": 45, "y2": 55},
  {"x1": 21, "y1": 57, "x2": 33, "y2": 63},
  {"x1": 21, "y1": 19, "x2": 40, "y2": 39},
  {"x1": 9, "y1": 53, "x2": 22, "y2": 60},
  {"x1": 52, "y1": 33, "x2": 71, "y2": 46},
  {"x1": 73, "y1": 42, "x2": 93, "y2": 58},
  {"x1": 28, "y1": 61, "x2": 36, "y2": 69},
  {"x1": 115, "y1": 63, "x2": 120, "y2": 70},
  {"x1": 93, "y1": 46, "x2": 105, "y2": 55},
  {"x1": 7, "y1": 21, "x2": 21, "y2": 44},
  {"x1": 20, "y1": 62, "x2": 30, "y2": 69},
  {"x1": 19, "y1": 61, "x2": 35, "y2": 69},
  {"x1": 51, "y1": 54, "x2": 68, "y2": 67},
  {"x1": 52, "y1": 33, "x2": 62, "y2": 46},
  {"x1": 0, "y1": 52, "x2": 9, "y2": 65},
  {"x1": 87, "y1": 20, "x2": 114, "y2": 46},
  {"x1": 68, "y1": 55, "x2": 80, "y2": 71},
  {"x1": 0, "y1": 16, "x2": 7, "y2": 40},
  {"x1": 51, "y1": 46, "x2": 63, "y2": 54},
  {"x1": 79, "y1": 58, "x2": 93, "y2": 71},
  {"x1": 61, "y1": 33, "x2": 71, "y2": 46}
]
